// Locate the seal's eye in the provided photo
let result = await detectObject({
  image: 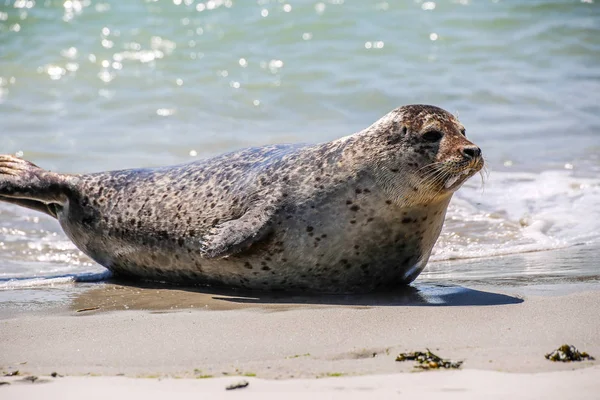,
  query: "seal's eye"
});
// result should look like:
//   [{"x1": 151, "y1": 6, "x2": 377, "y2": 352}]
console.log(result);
[
  {"x1": 422, "y1": 130, "x2": 443, "y2": 142},
  {"x1": 460, "y1": 129, "x2": 466, "y2": 137}
]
